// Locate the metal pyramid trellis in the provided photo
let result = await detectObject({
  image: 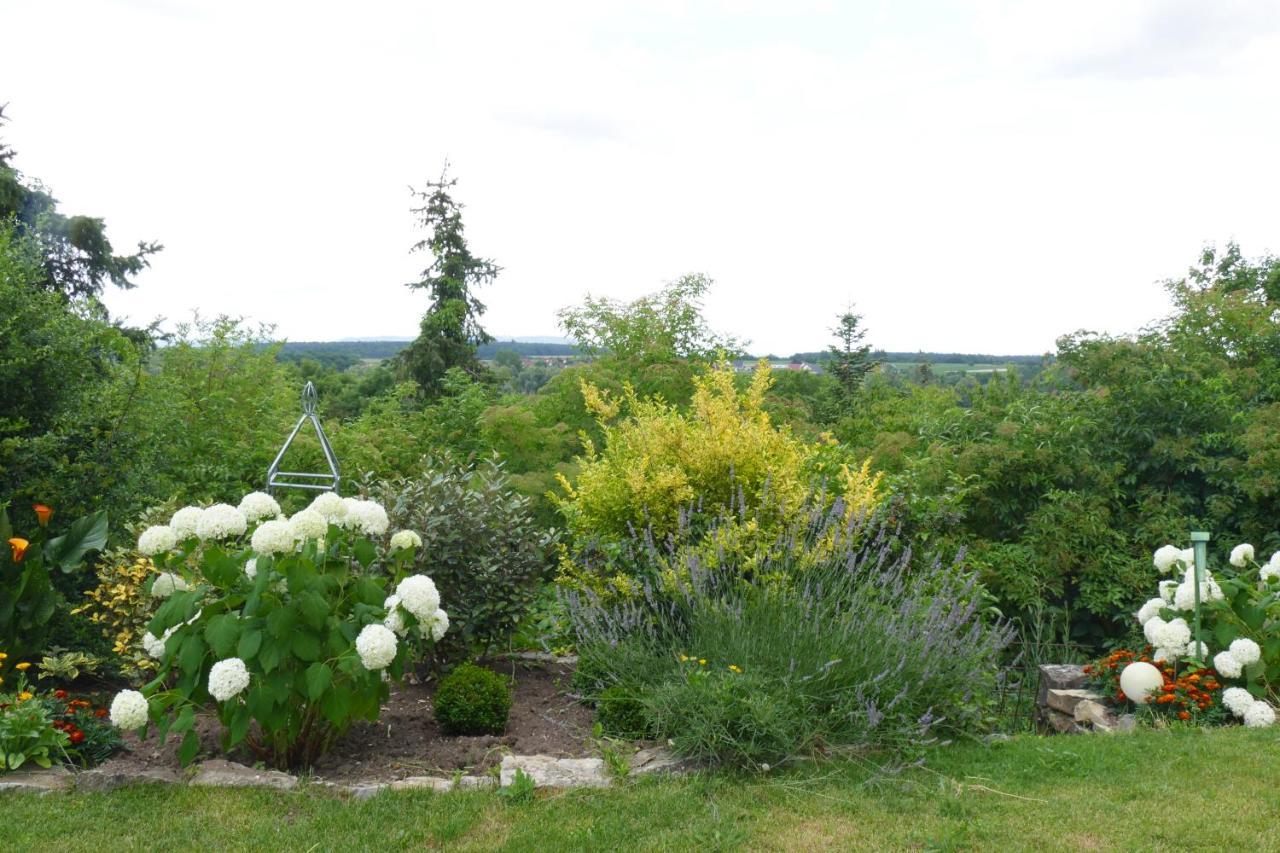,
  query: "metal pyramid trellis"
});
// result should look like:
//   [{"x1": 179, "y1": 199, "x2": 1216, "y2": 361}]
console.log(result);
[{"x1": 266, "y1": 381, "x2": 341, "y2": 495}]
